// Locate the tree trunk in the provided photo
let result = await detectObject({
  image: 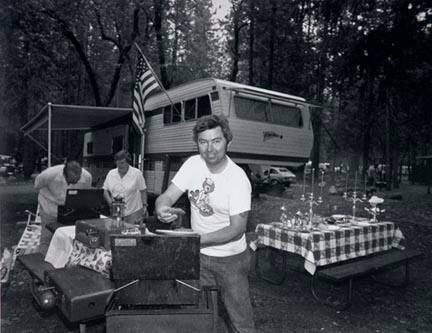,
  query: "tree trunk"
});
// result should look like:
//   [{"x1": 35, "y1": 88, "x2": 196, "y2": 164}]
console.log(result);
[
  {"x1": 61, "y1": 27, "x2": 102, "y2": 106},
  {"x1": 19, "y1": 42, "x2": 35, "y2": 178},
  {"x1": 266, "y1": 1, "x2": 276, "y2": 89},
  {"x1": 311, "y1": 106, "x2": 322, "y2": 178},
  {"x1": 154, "y1": 0, "x2": 168, "y2": 87},
  {"x1": 385, "y1": 96, "x2": 392, "y2": 191},
  {"x1": 229, "y1": 10, "x2": 241, "y2": 82},
  {"x1": 361, "y1": 71, "x2": 374, "y2": 175},
  {"x1": 248, "y1": 0, "x2": 255, "y2": 85}
]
